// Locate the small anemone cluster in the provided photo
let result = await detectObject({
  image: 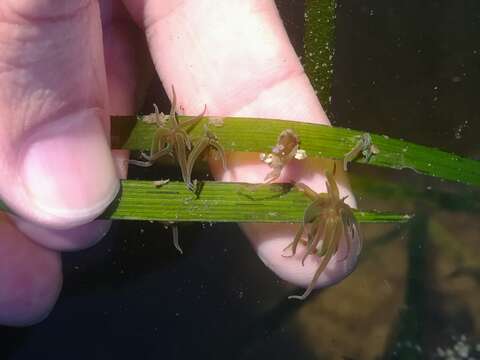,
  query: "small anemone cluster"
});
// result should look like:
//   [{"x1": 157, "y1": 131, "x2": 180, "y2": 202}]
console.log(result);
[
  {"x1": 129, "y1": 85, "x2": 226, "y2": 191},
  {"x1": 259, "y1": 129, "x2": 307, "y2": 183},
  {"x1": 129, "y1": 86, "x2": 227, "y2": 255},
  {"x1": 262, "y1": 129, "x2": 363, "y2": 300},
  {"x1": 283, "y1": 170, "x2": 361, "y2": 300}
]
